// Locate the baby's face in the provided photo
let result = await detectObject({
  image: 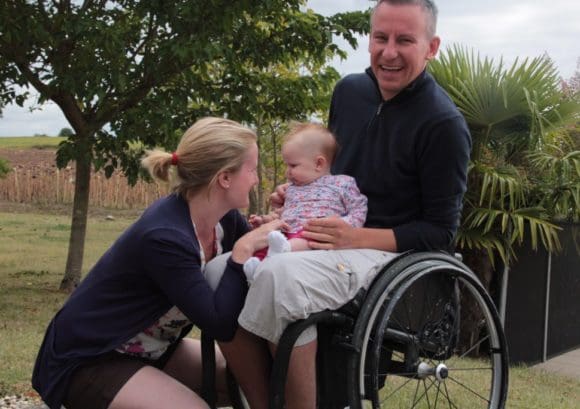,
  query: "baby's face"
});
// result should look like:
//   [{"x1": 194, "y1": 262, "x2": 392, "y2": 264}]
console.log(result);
[{"x1": 281, "y1": 141, "x2": 326, "y2": 186}]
